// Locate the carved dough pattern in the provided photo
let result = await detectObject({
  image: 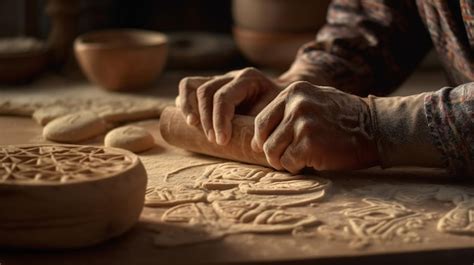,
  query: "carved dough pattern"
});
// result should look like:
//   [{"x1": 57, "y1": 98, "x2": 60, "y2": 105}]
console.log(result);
[
  {"x1": 354, "y1": 184, "x2": 474, "y2": 237},
  {"x1": 318, "y1": 198, "x2": 434, "y2": 249},
  {"x1": 198, "y1": 162, "x2": 271, "y2": 190},
  {"x1": 0, "y1": 145, "x2": 133, "y2": 183},
  {"x1": 148, "y1": 162, "x2": 330, "y2": 246},
  {"x1": 148, "y1": 164, "x2": 474, "y2": 249},
  {"x1": 197, "y1": 163, "x2": 331, "y2": 196},
  {"x1": 145, "y1": 187, "x2": 207, "y2": 207},
  {"x1": 239, "y1": 178, "x2": 329, "y2": 195},
  {"x1": 162, "y1": 203, "x2": 209, "y2": 223},
  {"x1": 161, "y1": 201, "x2": 319, "y2": 235},
  {"x1": 437, "y1": 198, "x2": 474, "y2": 235}
]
